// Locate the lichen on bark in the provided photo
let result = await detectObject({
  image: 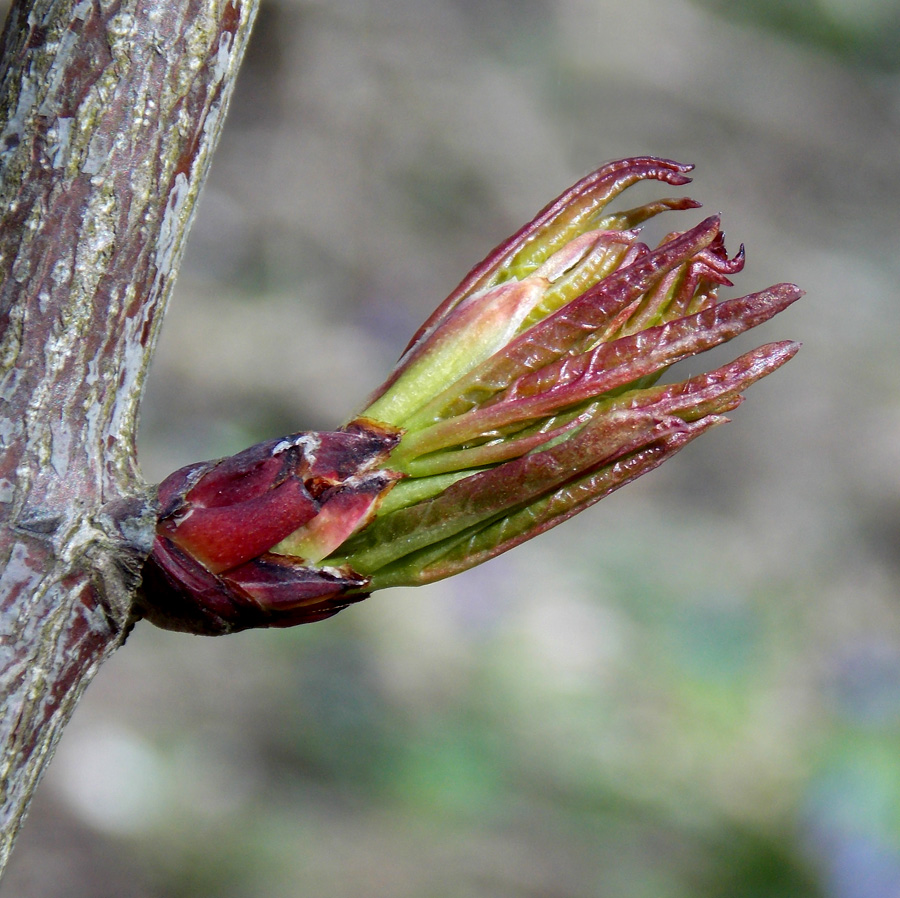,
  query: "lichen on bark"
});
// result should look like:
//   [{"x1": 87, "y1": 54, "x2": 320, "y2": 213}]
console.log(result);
[{"x1": 0, "y1": 0, "x2": 260, "y2": 874}]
